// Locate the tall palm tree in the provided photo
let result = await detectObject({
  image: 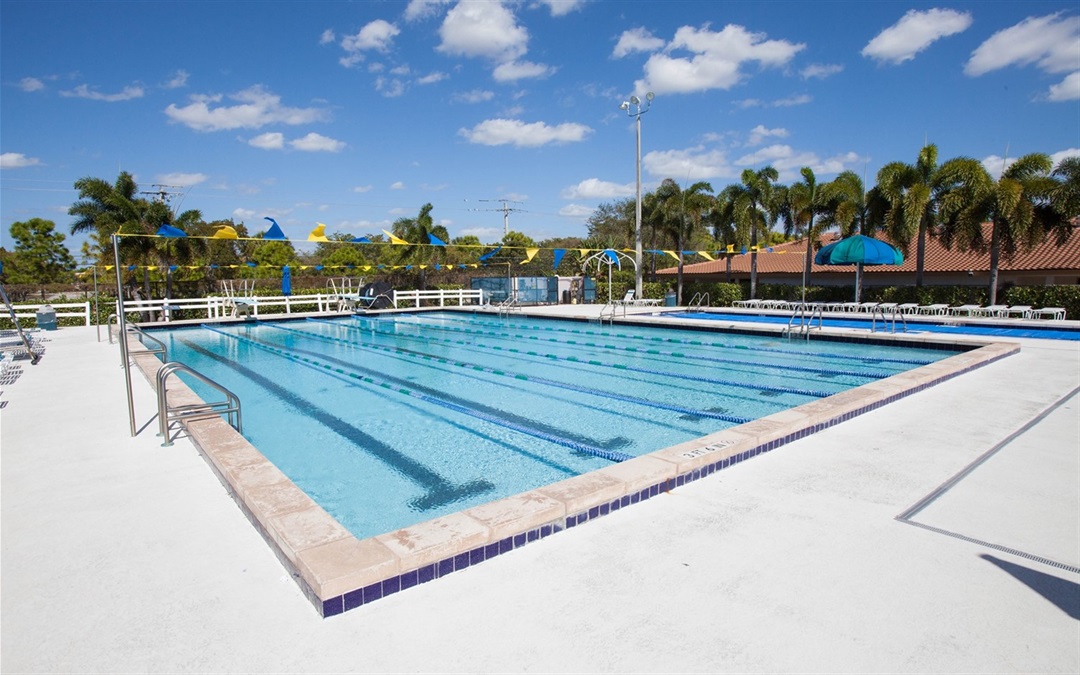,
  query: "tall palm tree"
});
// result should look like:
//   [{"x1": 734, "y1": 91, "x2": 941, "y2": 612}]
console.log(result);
[
  {"x1": 782, "y1": 167, "x2": 835, "y2": 292},
  {"x1": 707, "y1": 192, "x2": 740, "y2": 283},
  {"x1": 654, "y1": 179, "x2": 714, "y2": 303},
  {"x1": 876, "y1": 144, "x2": 942, "y2": 287},
  {"x1": 1051, "y1": 156, "x2": 1080, "y2": 226},
  {"x1": 721, "y1": 167, "x2": 780, "y2": 299},
  {"x1": 936, "y1": 153, "x2": 1063, "y2": 305}
]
